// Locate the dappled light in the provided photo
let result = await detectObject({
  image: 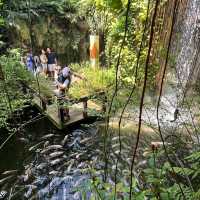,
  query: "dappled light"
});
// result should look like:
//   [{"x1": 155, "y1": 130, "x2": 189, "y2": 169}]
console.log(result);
[{"x1": 1, "y1": 0, "x2": 200, "y2": 199}]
